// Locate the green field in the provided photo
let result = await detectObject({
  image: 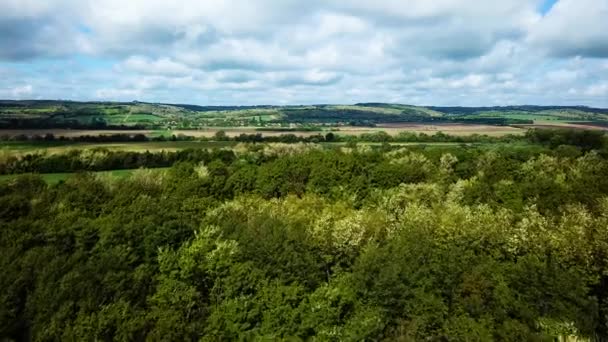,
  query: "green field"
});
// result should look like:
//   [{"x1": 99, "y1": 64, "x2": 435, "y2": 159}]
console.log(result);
[
  {"x1": 0, "y1": 140, "x2": 238, "y2": 154},
  {"x1": 0, "y1": 167, "x2": 170, "y2": 184},
  {"x1": 105, "y1": 113, "x2": 164, "y2": 125}
]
